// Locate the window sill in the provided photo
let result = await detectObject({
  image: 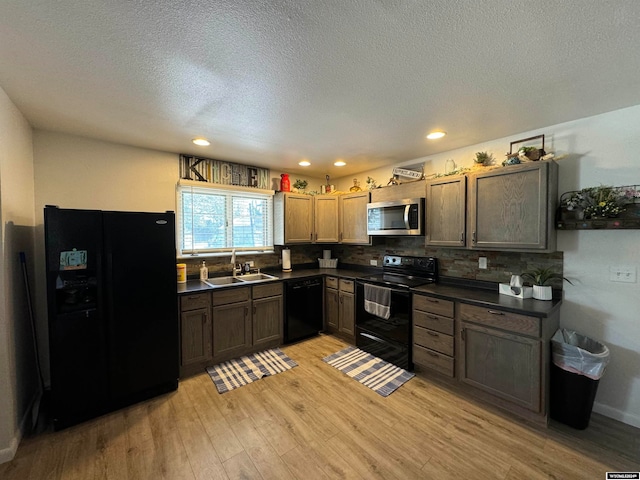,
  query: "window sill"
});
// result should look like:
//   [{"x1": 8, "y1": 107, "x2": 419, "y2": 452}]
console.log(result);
[{"x1": 177, "y1": 250, "x2": 276, "y2": 260}]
